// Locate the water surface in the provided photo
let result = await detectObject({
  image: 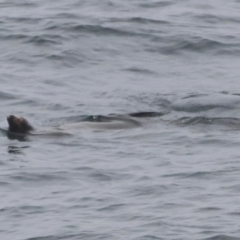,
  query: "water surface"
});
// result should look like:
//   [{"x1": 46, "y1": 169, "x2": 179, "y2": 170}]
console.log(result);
[{"x1": 1, "y1": 0, "x2": 240, "y2": 239}]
